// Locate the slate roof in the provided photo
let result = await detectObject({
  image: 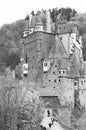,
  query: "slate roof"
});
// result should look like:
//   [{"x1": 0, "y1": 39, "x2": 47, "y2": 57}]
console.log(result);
[
  {"x1": 37, "y1": 87, "x2": 58, "y2": 96},
  {"x1": 56, "y1": 12, "x2": 67, "y2": 24},
  {"x1": 54, "y1": 36, "x2": 68, "y2": 59}
]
